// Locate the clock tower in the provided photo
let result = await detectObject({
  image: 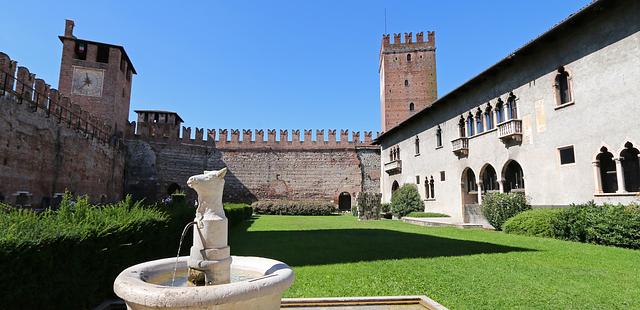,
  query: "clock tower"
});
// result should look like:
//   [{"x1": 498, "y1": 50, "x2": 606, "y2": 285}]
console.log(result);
[{"x1": 58, "y1": 19, "x2": 136, "y2": 137}]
